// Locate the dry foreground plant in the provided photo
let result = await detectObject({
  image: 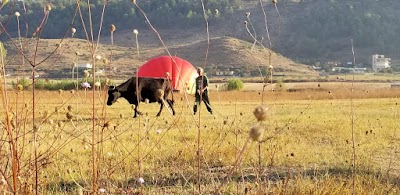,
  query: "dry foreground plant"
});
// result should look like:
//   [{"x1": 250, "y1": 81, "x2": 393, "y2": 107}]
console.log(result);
[
  {"x1": 1, "y1": 87, "x2": 400, "y2": 194},
  {"x1": 1, "y1": 1, "x2": 400, "y2": 195}
]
